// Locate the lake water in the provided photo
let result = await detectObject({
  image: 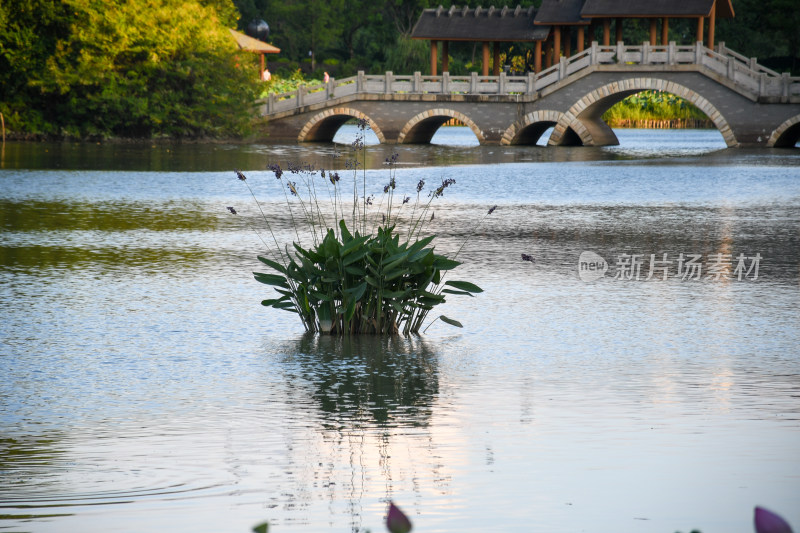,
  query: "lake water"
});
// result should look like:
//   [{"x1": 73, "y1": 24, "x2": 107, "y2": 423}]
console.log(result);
[{"x1": 1, "y1": 128, "x2": 799, "y2": 533}]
